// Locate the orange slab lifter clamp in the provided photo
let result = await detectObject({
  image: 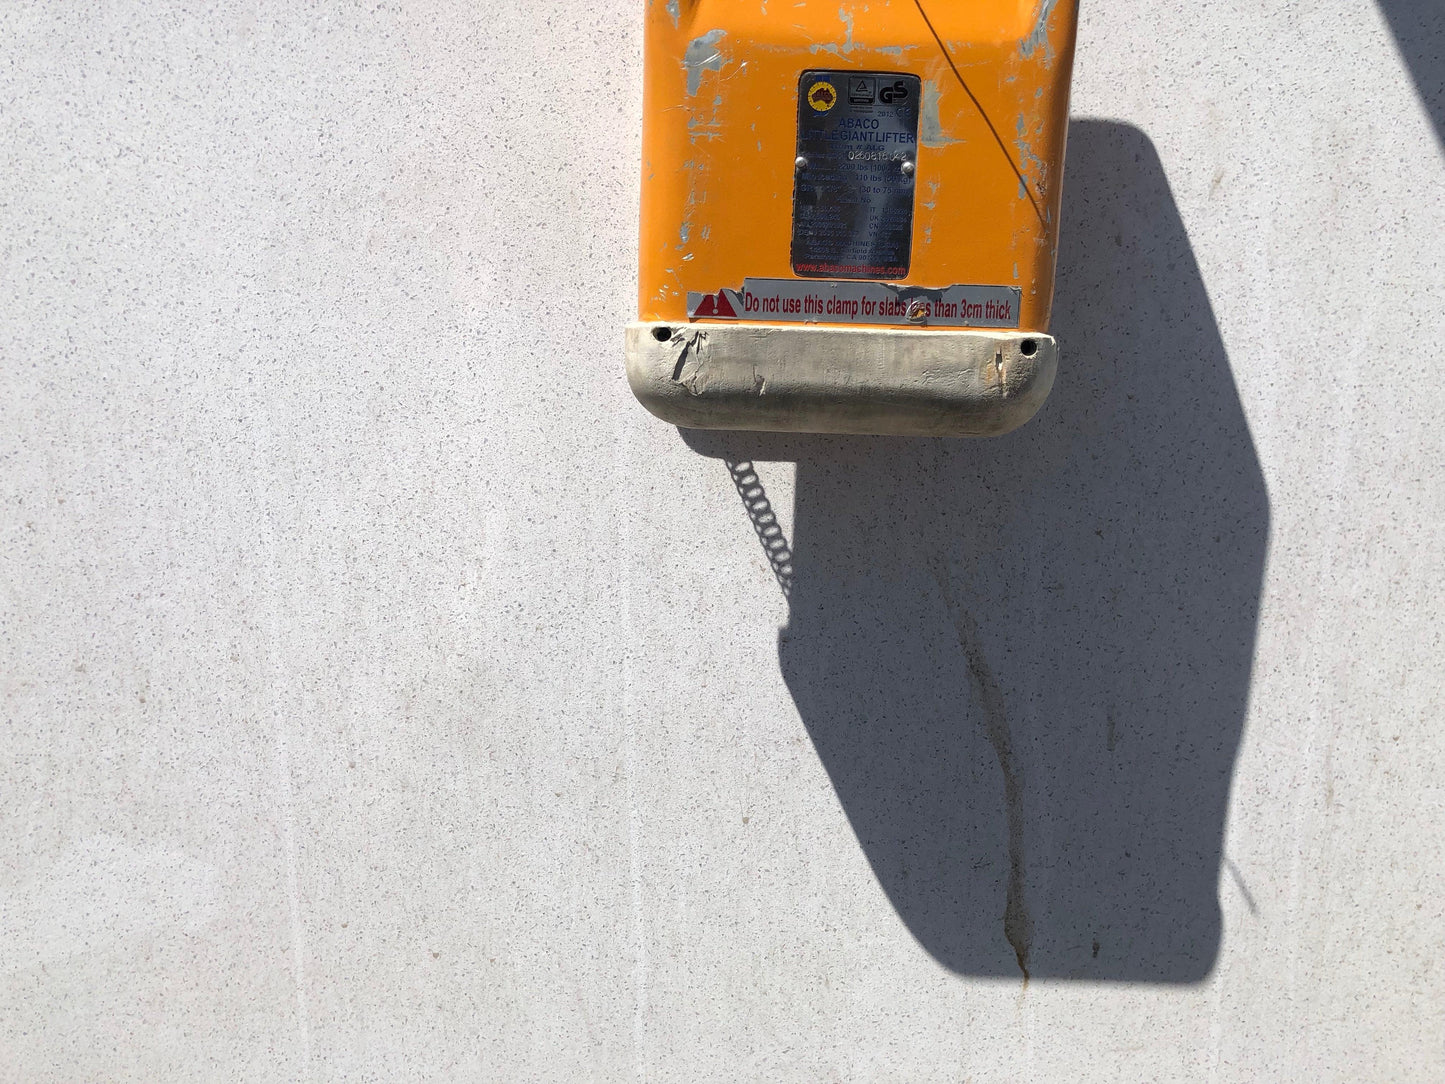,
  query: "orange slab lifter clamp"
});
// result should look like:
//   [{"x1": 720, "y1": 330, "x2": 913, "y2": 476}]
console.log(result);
[{"x1": 625, "y1": 0, "x2": 1079, "y2": 437}]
